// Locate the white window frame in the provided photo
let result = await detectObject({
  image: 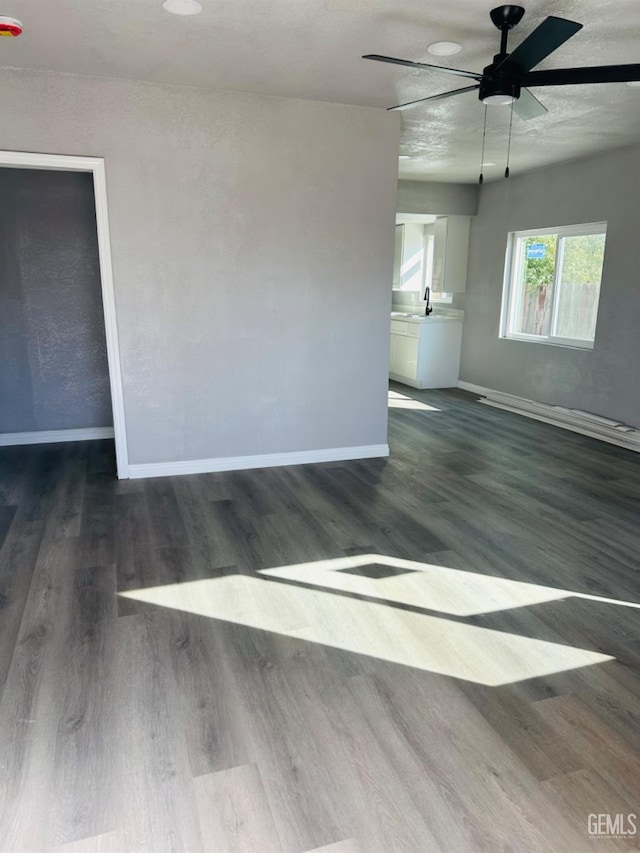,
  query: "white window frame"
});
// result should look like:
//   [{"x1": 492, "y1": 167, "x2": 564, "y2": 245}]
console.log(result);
[
  {"x1": 500, "y1": 221, "x2": 607, "y2": 351},
  {"x1": 392, "y1": 224, "x2": 405, "y2": 289}
]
